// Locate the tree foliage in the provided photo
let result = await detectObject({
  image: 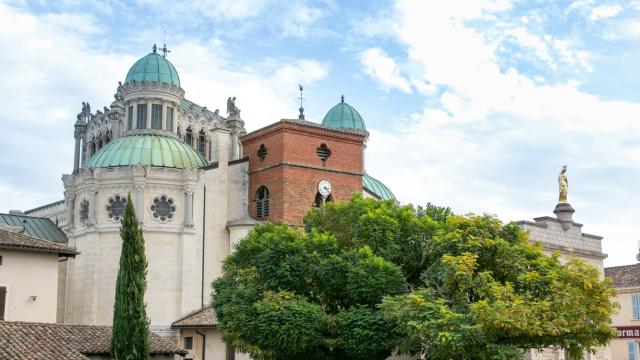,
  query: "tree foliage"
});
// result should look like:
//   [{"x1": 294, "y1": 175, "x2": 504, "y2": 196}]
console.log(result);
[
  {"x1": 111, "y1": 194, "x2": 150, "y2": 360},
  {"x1": 213, "y1": 194, "x2": 616, "y2": 360}
]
